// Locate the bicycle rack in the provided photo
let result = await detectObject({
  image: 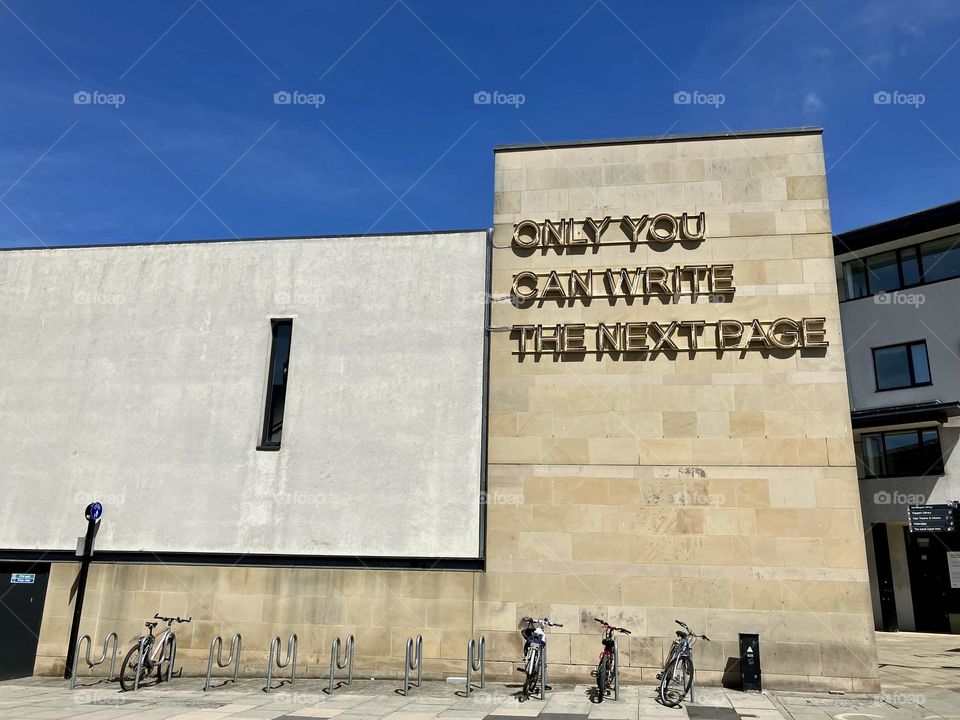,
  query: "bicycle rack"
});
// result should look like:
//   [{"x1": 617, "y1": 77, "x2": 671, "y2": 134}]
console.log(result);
[
  {"x1": 400, "y1": 635, "x2": 423, "y2": 696},
  {"x1": 203, "y1": 633, "x2": 242, "y2": 691},
  {"x1": 539, "y1": 643, "x2": 548, "y2": 700},
  {"x1": 613, "y1": 635, "x2": 620, "y2": 701},
  {"x1": 159, "y1": 633, "x2": 180, "y2": 682},
  {"x1": 325, "y1": 634, "x2": 355, "y2": 695},
  {"x1": 69, "y1": 632, "x2": 119, "y2": 690},
  {"x1": 463, "y1": 636, "x2": 485, "y2": 697},
  {"x1": 131, "y1": 635, "x2": 150, "y2": 692},
  {"x1": 264, "y1": 634, "x2": 298, "y2": 693}
]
